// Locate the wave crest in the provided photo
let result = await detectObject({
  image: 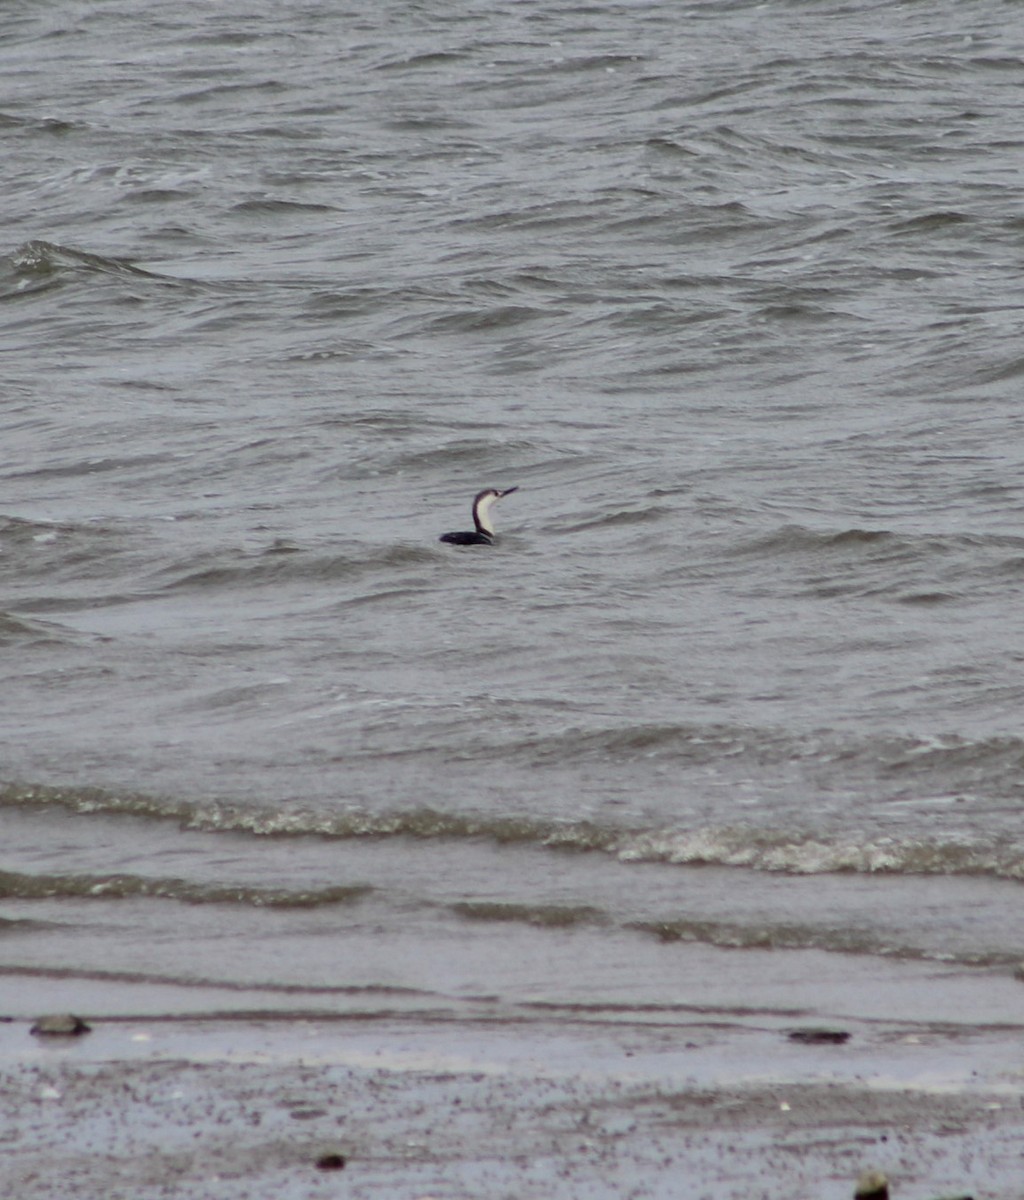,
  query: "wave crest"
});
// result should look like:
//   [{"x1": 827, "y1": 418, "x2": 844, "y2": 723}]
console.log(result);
[
  {"x1": 3, "y1": 781, "x2": 1022, "y2": 883},
  {"x1": 0, "y1": 867, "x2": 370, "y2": 908}
]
